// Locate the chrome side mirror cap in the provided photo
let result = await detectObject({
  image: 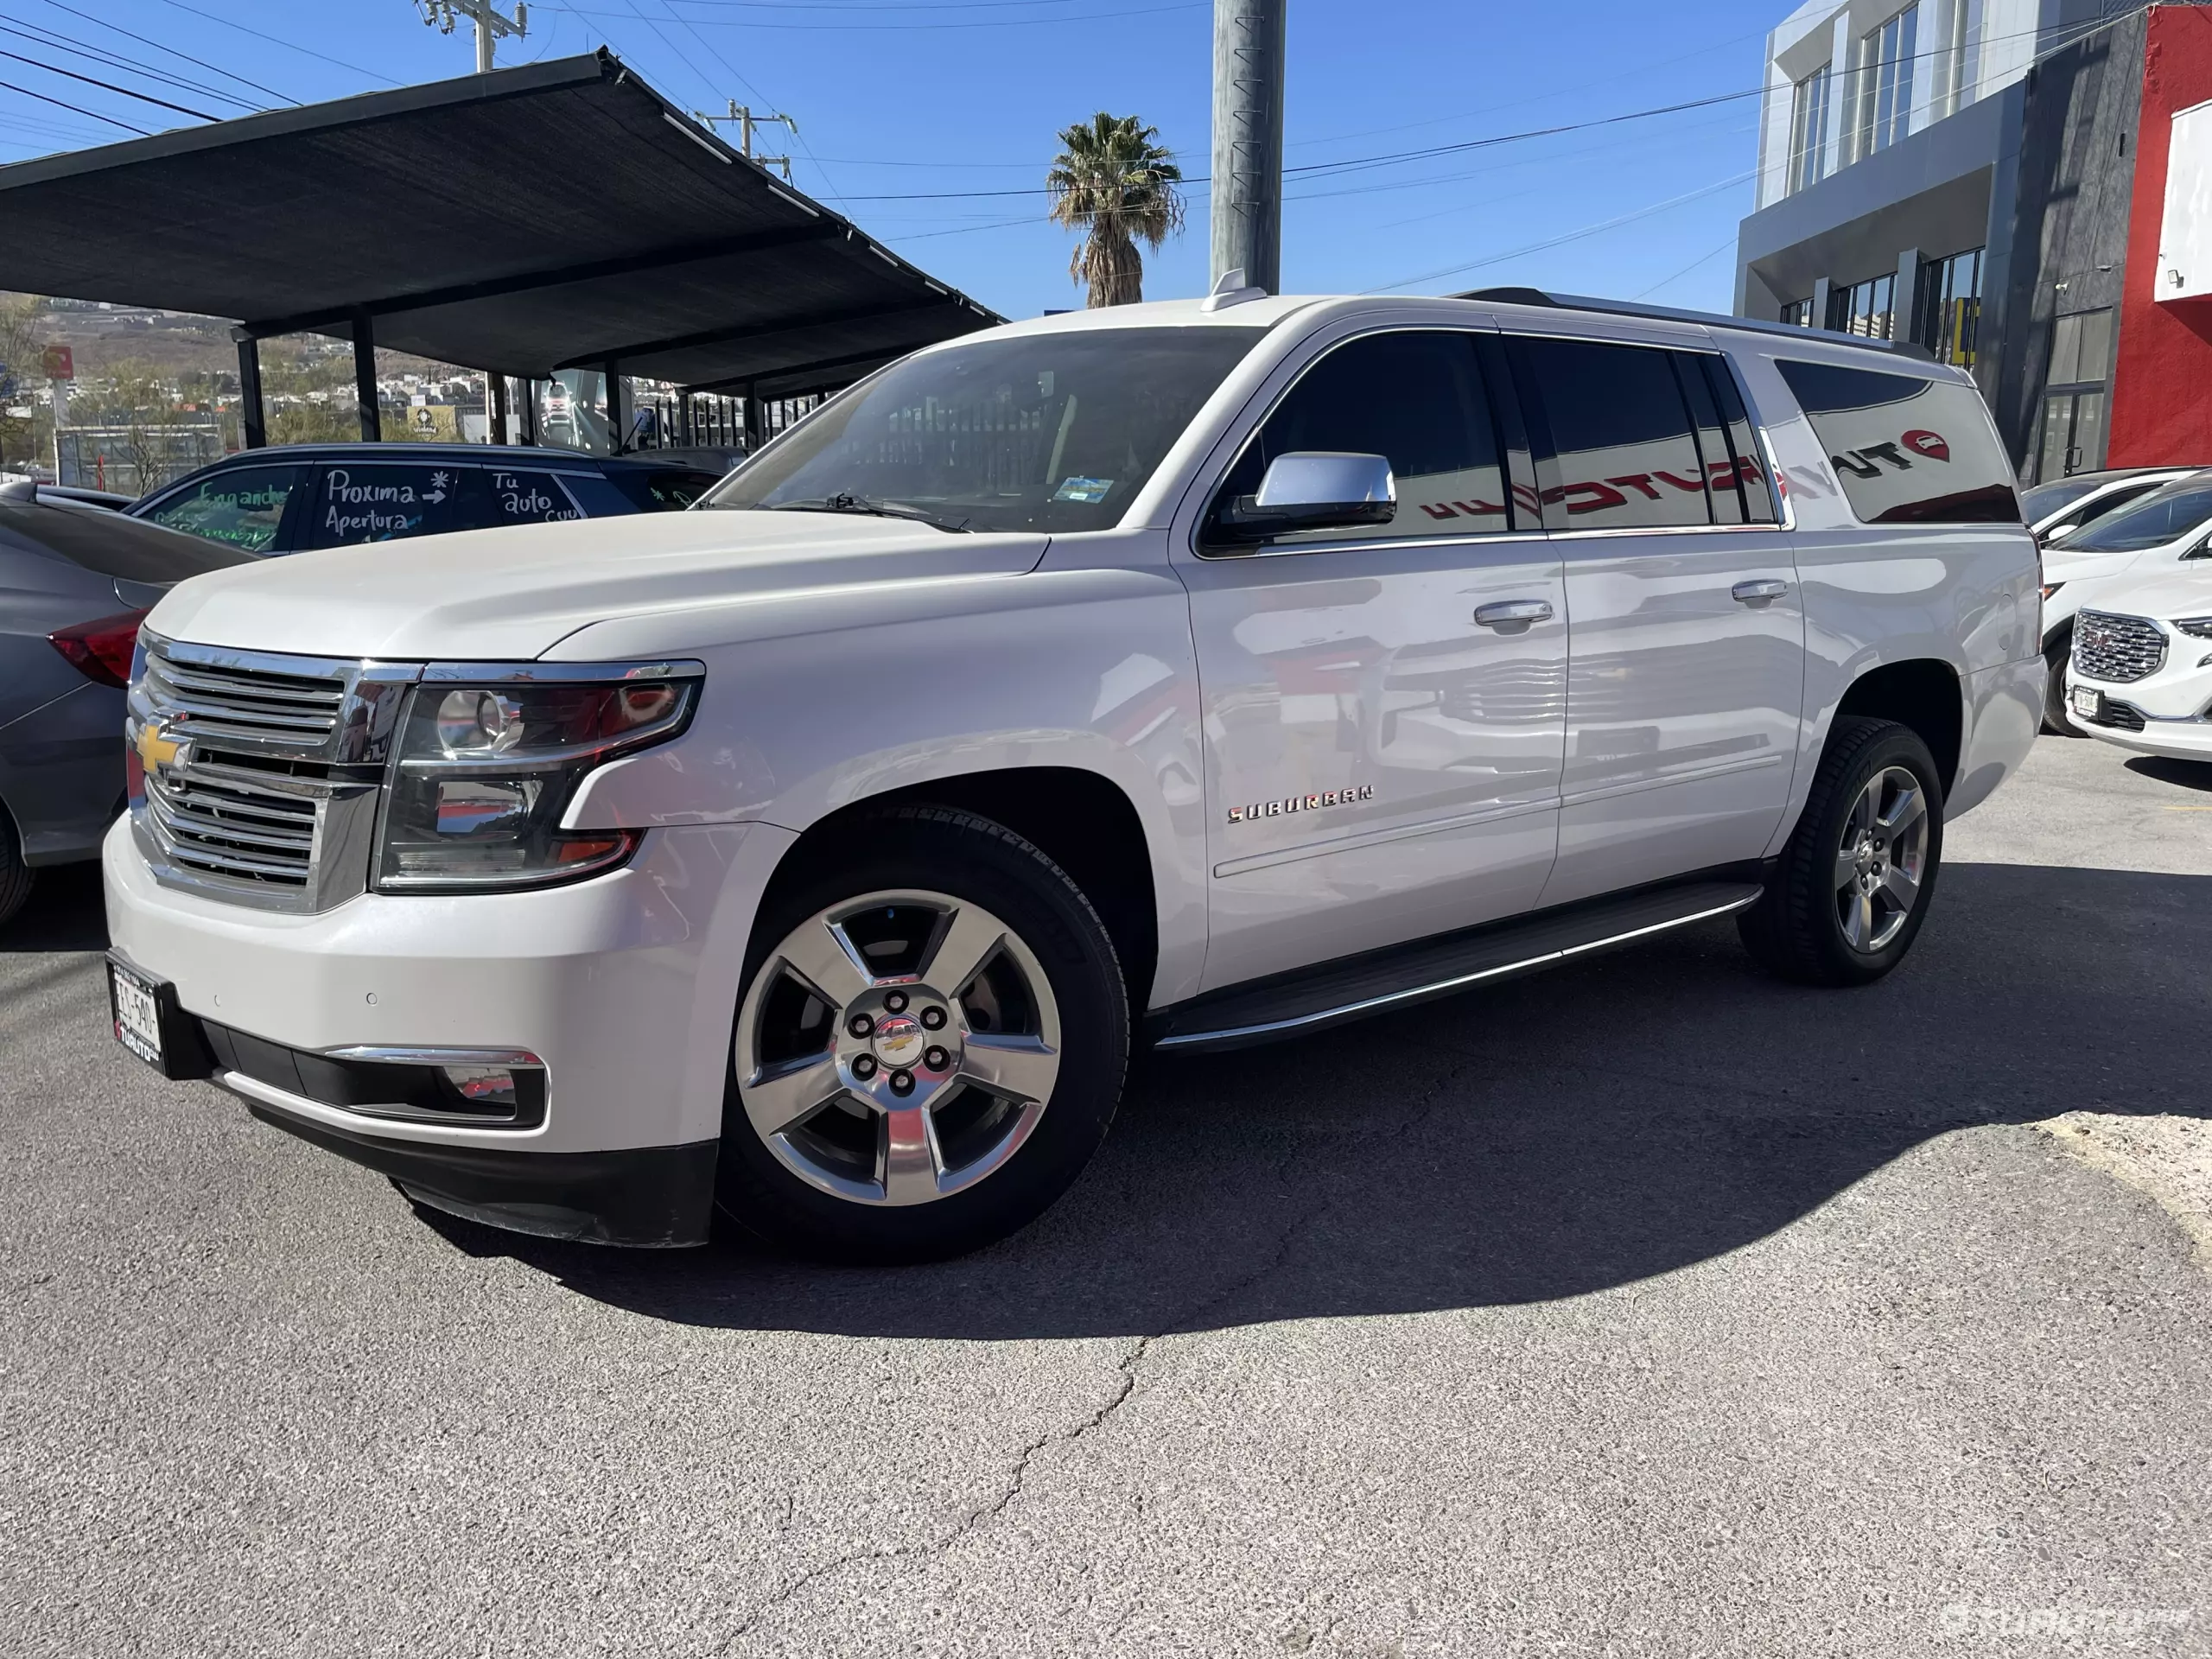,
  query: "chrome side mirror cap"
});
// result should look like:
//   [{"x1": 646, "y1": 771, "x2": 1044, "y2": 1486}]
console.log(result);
[{"x1": 1218, "y1": 451, "x2": 1396, "y2": 543}]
